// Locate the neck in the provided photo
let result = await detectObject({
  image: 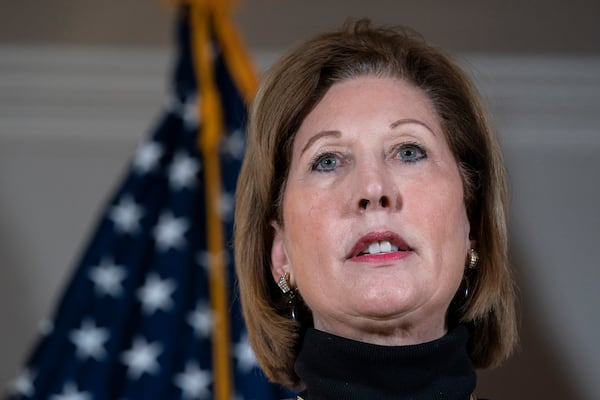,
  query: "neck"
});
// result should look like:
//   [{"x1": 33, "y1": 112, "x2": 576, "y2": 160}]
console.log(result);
[
  {"x1": 314, "y1": 317, "x2": 447, "y2": 346},
  {"x1": 295, "y1": 324, "x2": 476, "y2": 400}
]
